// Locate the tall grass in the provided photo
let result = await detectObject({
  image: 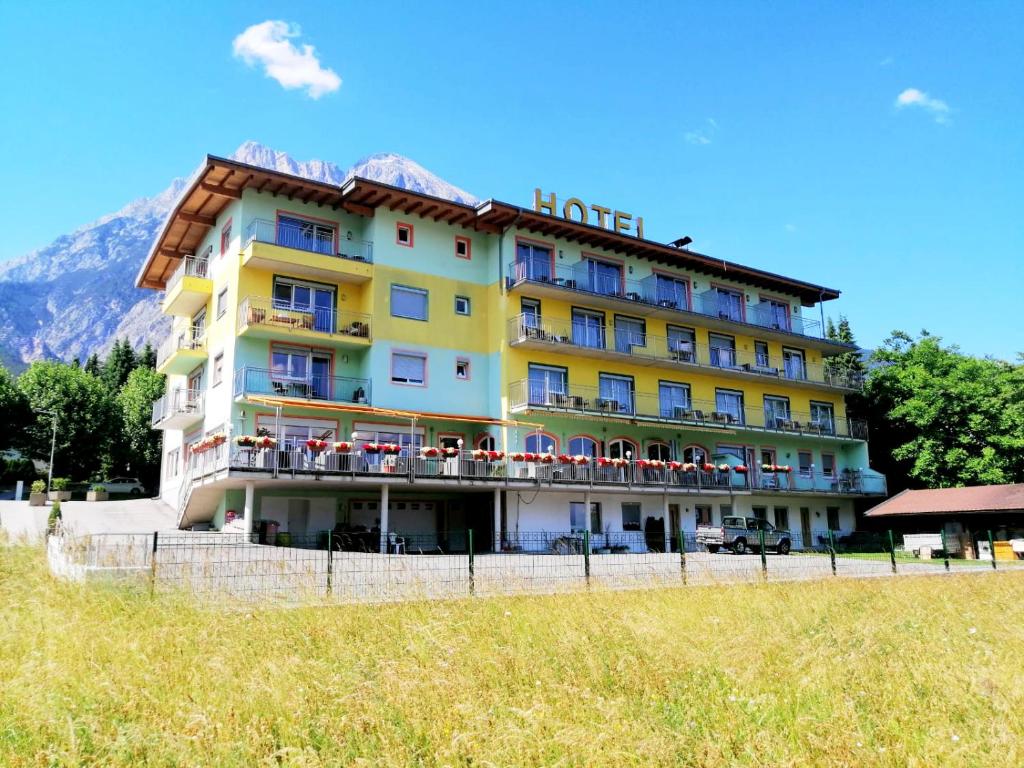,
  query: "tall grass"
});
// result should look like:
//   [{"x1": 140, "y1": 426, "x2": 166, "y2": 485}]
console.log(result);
[{"x1": 1, "y1": 544, "x2": 1023, "y2": 767}]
